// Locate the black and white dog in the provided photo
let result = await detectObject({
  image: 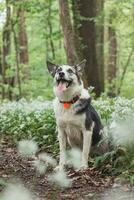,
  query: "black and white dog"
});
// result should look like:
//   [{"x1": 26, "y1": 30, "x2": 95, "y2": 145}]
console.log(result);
[{"x1": 47, "y1": 60, "x2": 103, "y2": 170}]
